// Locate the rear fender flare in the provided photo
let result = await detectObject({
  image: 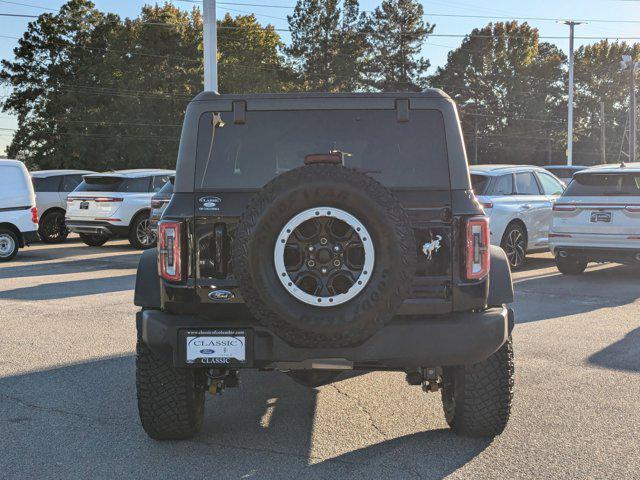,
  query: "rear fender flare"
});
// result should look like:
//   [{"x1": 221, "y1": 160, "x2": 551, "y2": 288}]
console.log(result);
[
  {"x1": 487, "y1": 245, "x2": 514, "y2": 307},
  {"x1": 134, "y1": 248, "x2": 161, "y2": 309}
]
